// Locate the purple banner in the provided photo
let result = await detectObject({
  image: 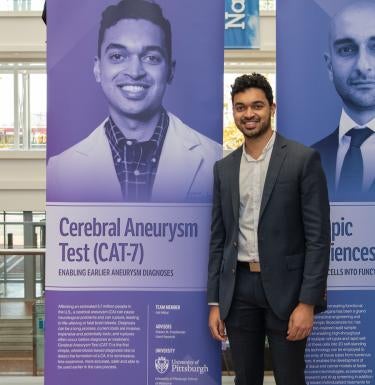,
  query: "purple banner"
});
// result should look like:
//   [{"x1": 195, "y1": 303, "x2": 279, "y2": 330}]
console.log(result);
[
  {"x1": 46, "y1": 0, "x2": 223, "y2": 383},
  {"x1": 45, "y1": 291, "x2": 220, "y2": 385},
  {"x1": 278, "y1": 0, "x2": 375, "y2": 383}
]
